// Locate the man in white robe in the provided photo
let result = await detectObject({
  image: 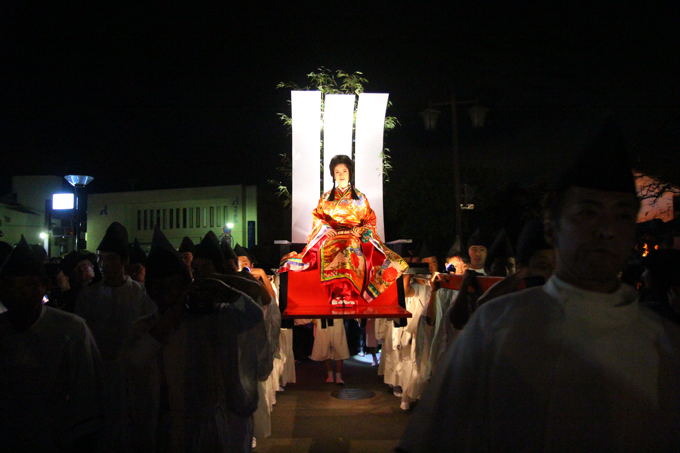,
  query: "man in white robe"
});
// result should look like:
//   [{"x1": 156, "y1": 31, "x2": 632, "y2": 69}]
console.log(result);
[
  {"x1": 0, "y1": 237, "x2": 103, "y2": 452},
  {"x1": 124, "y1": 226, "x2": 265, "y2": 453},
  {"x1": 75, "y1": 222, "x2": 157, "y2": 452},
  {"x1": 398, "y1": 120, "x2": 680, "y2": 452}
]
